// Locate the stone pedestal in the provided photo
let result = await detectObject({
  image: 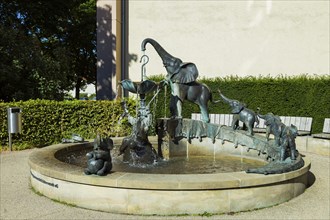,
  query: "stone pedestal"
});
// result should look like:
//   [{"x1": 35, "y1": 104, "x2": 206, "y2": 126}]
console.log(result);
[
  {"x1": 156, "y1": 118, "x2": 278, "y2": 159},
  {"x1": 156, "y1": 118, "x2": 305, "y2": 174}
]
